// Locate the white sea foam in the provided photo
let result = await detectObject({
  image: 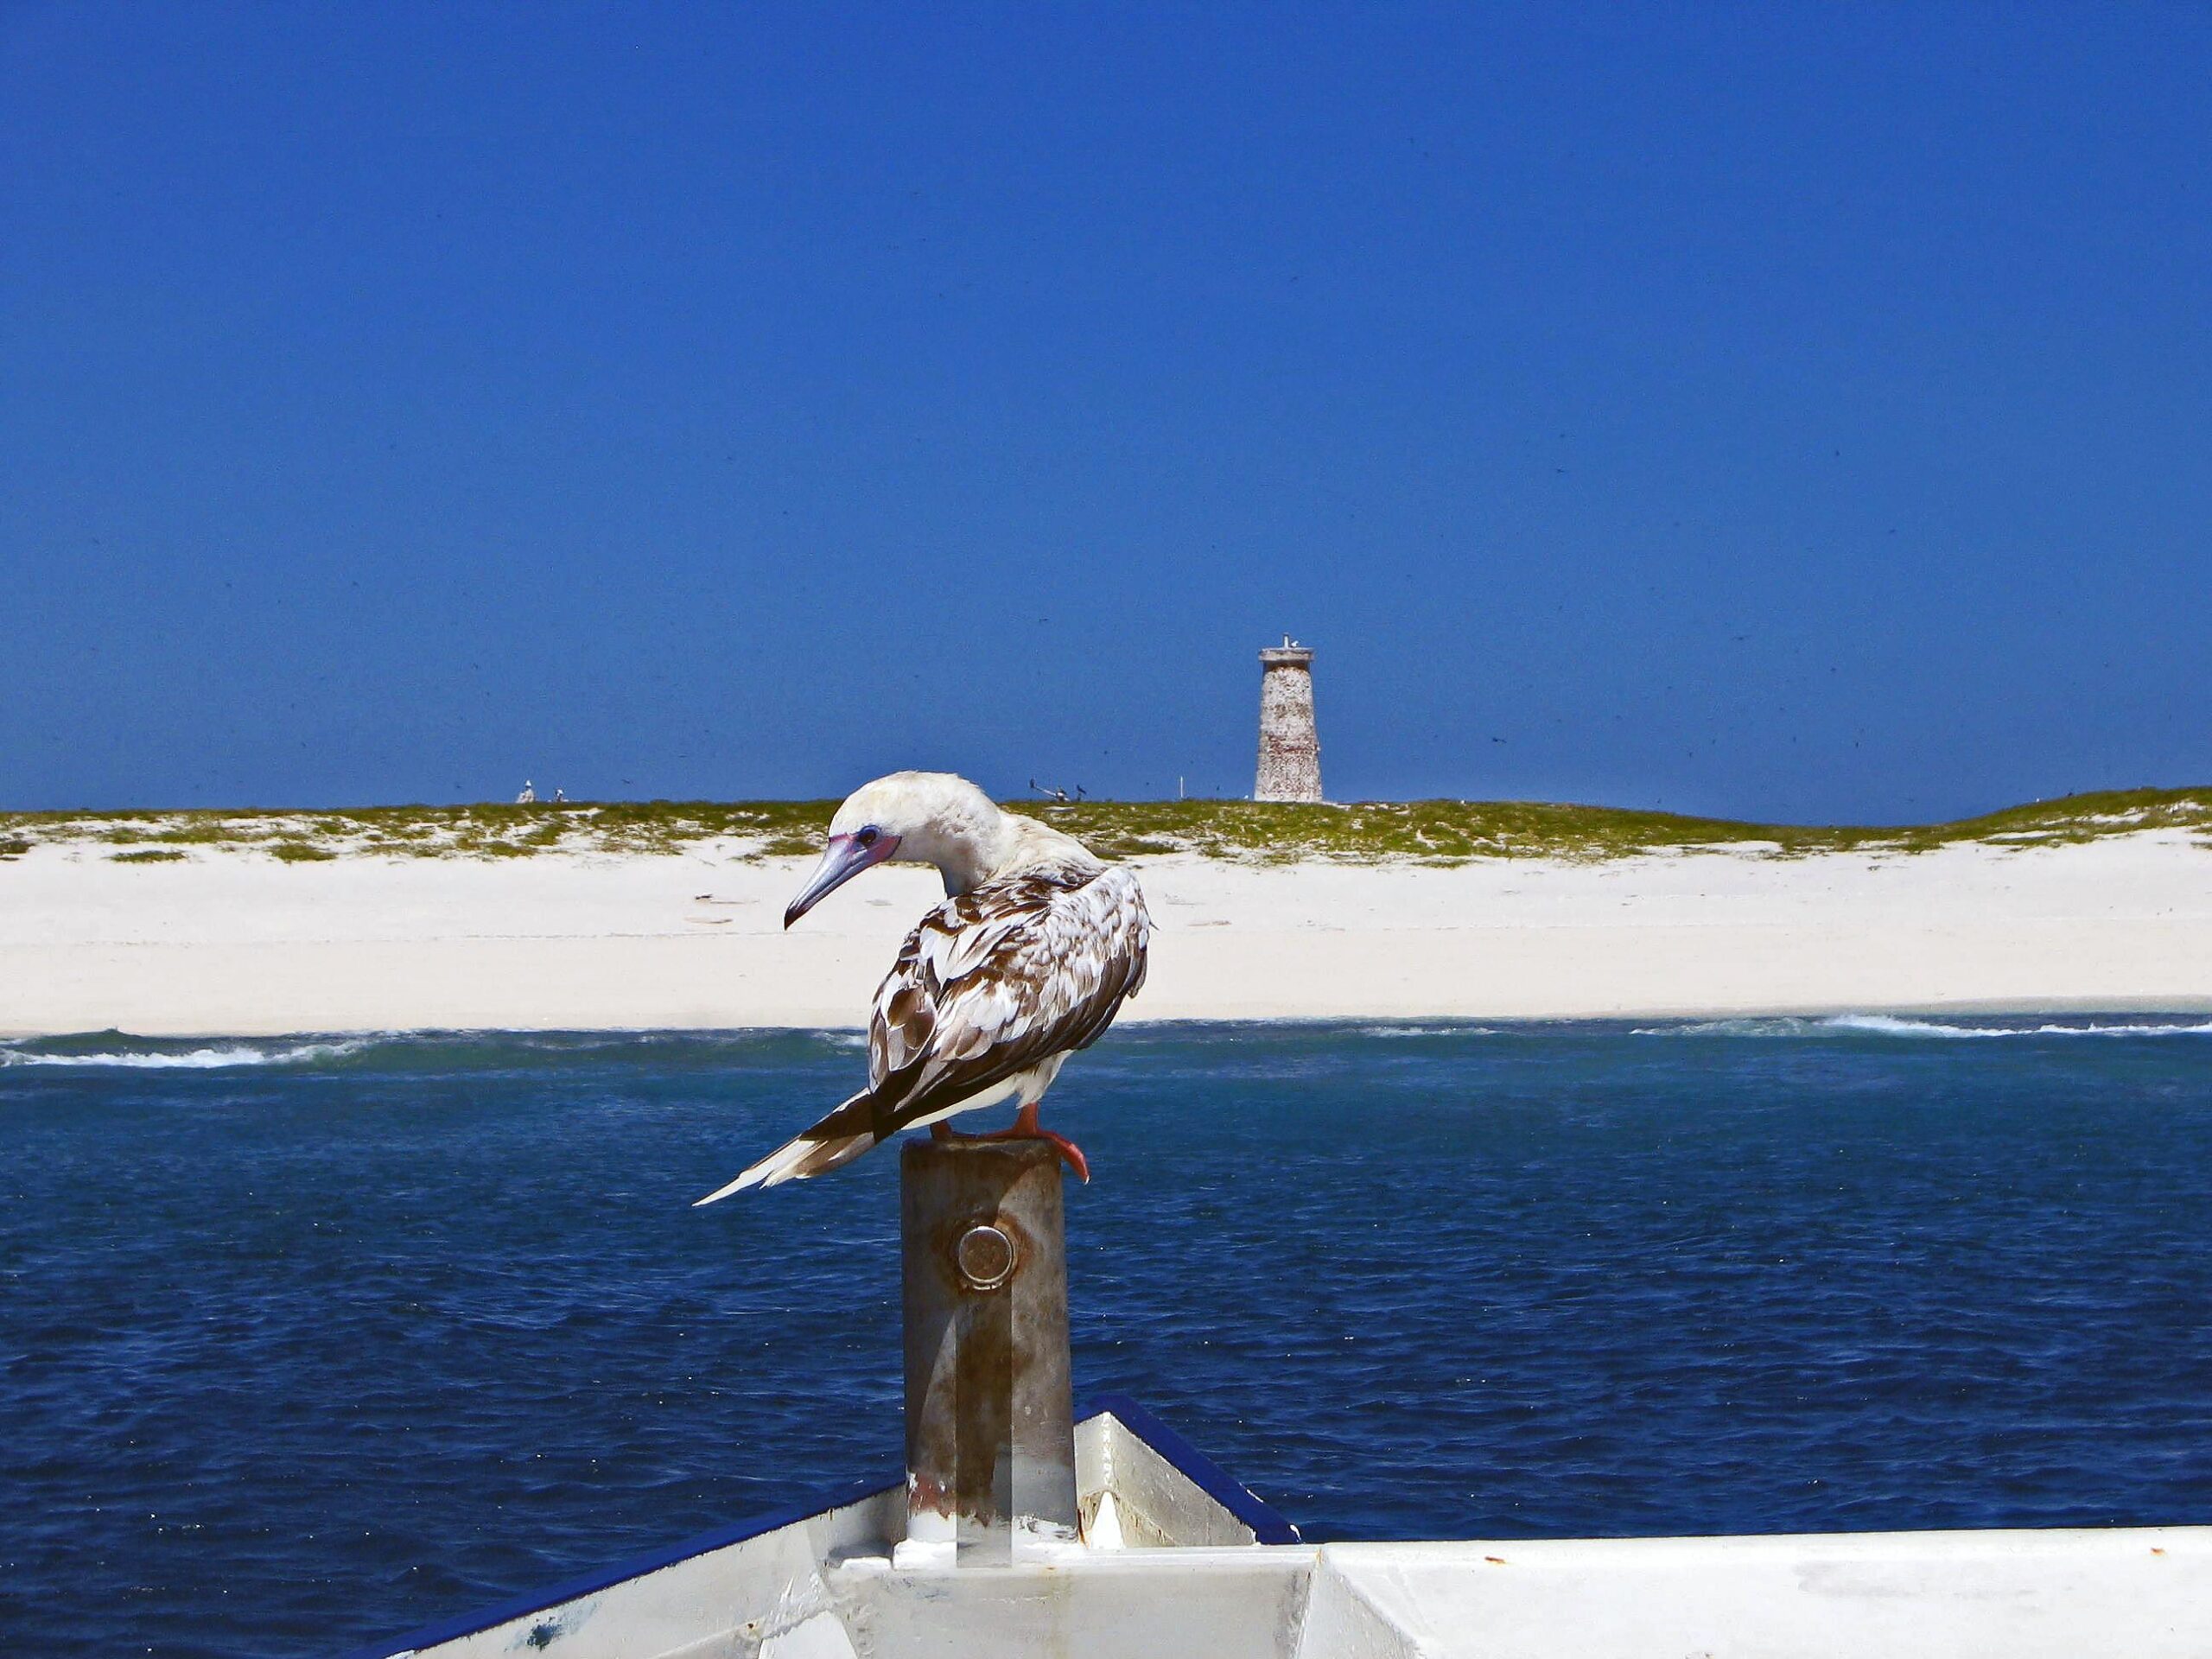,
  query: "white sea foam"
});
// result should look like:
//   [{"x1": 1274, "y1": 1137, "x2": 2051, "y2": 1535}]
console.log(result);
[
  {"x1": 1636, "y1": 1014, "x2": 2212, "y2": 1039},
  {"x1": 1352, "y1": 1024, "x2": 1502, "y2": 1039},
  {"x1": 0, "y1": 1039, "x2": 373, "y2": 1070}
]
